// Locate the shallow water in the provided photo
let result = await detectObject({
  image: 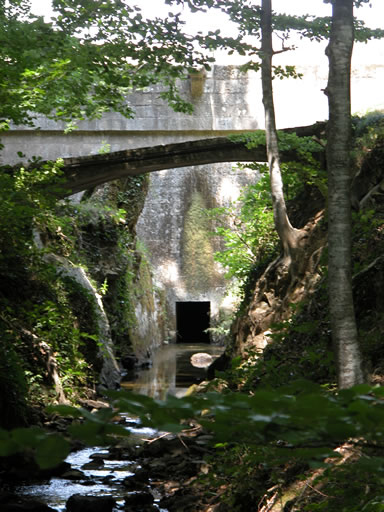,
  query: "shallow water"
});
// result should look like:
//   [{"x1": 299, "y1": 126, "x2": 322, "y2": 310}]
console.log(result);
[
  {"x1": 15, "y1": 447, "x2": 135, "y2": 511},
  {"x1": 14, "y1": 343, "x2": 223, "y2": 511},
  {"x1": 121, "y1": 343, "x2": 224, "y2": 398}
]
